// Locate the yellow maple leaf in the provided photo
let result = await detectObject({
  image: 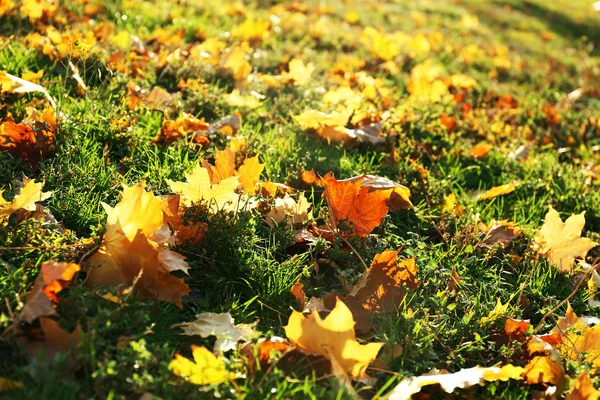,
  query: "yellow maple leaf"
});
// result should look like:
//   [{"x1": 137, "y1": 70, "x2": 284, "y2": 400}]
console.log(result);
[
  {"x1": 167, "y1": 165, "x2": 242, "y2": 212},
  {"x1": 0, "y1": 178, "x2": 52, "y2": 222},
  {"x1": 533, "y1": 207, "x2": 598, "y2": 272},
  {"x1": 223, "y1": 46, "x2": 252, "y2": 82},
  {"x1": 85, "y1": 182, "x2": 190, "y2": 307},
  {"x1": 281, "y1": 58, "x2": 315, "y2": 86},
  {"x1": 284, "y1": 297, "x2": 383, "y2": 380},
  {"x1": 169, "y1": 345, "x2": 235, "y2": 385}
]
